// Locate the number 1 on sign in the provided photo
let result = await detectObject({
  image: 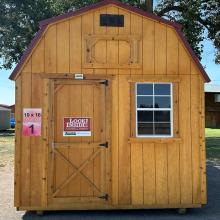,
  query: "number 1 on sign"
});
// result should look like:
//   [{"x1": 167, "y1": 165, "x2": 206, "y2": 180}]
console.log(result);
[{"x1": 29, "y1": 124, "x2": 34, "y2": 134}]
